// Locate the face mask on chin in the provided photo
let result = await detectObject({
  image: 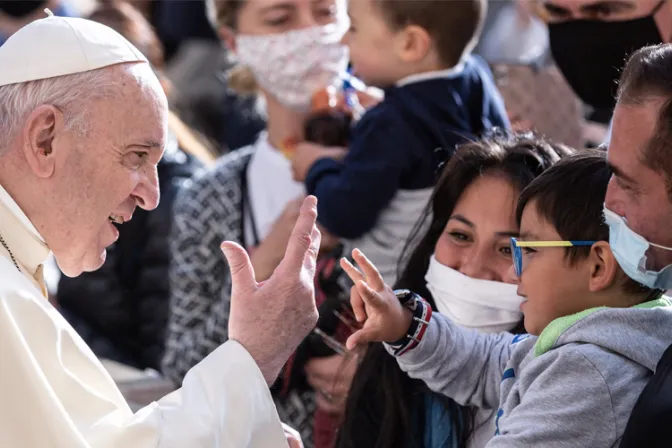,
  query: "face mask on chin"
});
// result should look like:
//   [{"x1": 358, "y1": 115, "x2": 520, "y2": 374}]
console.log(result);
[
  {"x1": 234, "y1": 21, "x2": 350, "y2": 113},
  {"x1": 548, "y1": 0, "x2": 665, "y2": 110},
  {"x1": 425, "y1": 255, "x2": 524, "y2": 333}
]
